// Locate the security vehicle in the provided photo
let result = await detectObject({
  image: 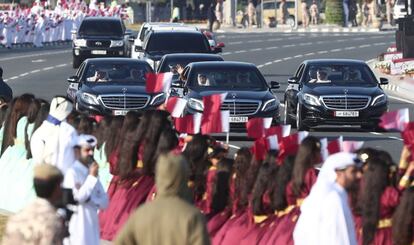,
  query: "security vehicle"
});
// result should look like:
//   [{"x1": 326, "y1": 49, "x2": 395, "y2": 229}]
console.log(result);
[
  {"x1": 173, "y1": 61, "x2": 281, "y2": 132},
  {"x1": 283, "y1": 59, "x2": 389, "y2": 130},
  {"x1": 135, "y1": 30, "x2": 213, "y2": 70},
  {"x1": 72, "y1": 17, "x2": 132, "y2": 68},
  {"x1": 66, "y1": 58, "x2": 165, "y2": 115}
]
